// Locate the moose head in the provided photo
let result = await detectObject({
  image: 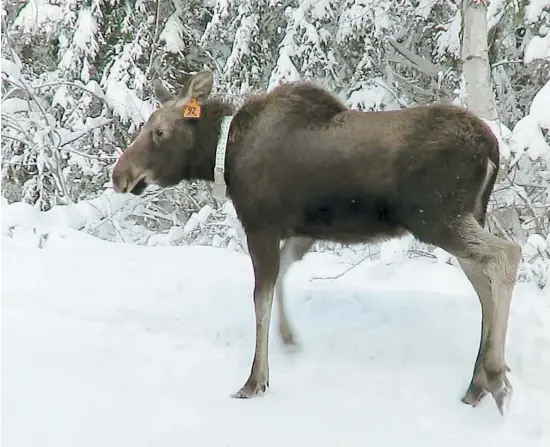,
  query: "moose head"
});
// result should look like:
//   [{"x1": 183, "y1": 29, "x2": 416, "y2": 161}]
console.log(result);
[{"x1": 111, "y1": 71, "x2": 219, "y2": 195}]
